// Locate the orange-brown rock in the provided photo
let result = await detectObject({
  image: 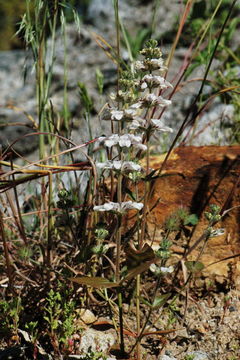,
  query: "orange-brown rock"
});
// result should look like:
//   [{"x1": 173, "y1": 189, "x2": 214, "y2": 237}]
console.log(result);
[{"x1": 136, "y1": 146, "x2": 240, "y2": 286}]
